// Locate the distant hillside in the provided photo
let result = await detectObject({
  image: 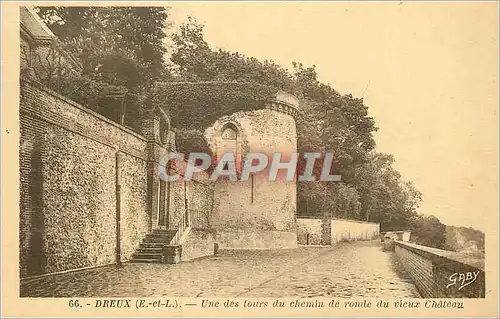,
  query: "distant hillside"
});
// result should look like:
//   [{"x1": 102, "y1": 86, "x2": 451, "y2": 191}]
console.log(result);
[{"x1": 444, "y1": 225, "x2": 485, "y2": 253}]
